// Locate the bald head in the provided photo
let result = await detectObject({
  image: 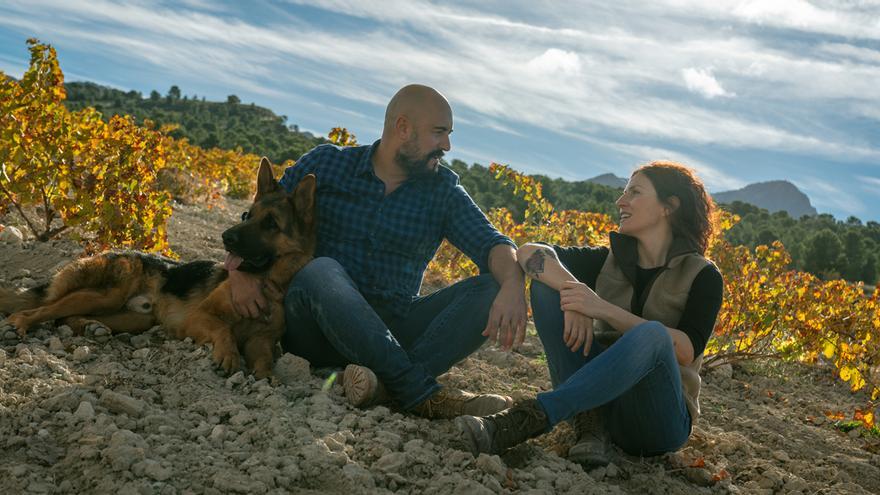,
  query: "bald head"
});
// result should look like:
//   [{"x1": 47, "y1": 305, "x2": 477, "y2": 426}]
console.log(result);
[{"x1": 382, "y1": 84, "x2": 452, "y2": 138}]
